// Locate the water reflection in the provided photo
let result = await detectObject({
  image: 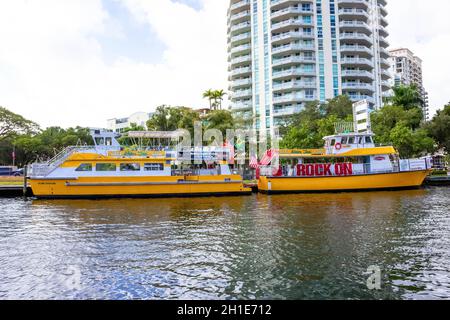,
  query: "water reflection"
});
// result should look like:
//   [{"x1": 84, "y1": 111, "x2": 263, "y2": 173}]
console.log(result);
[{"x1": 0, "y1": 187, "x2": 449, "y2": 299}]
